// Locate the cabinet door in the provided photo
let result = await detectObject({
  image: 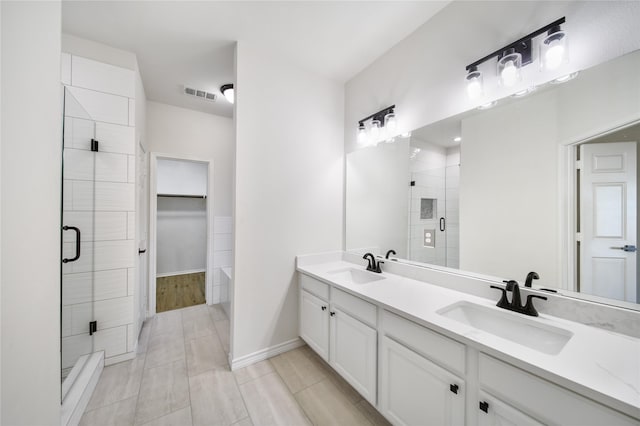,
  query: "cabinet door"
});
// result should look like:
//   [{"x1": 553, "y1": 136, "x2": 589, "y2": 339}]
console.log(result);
[
  {"x1": 329, "y1": 306, "x2": 377, "y2": 404},
  {"x1": 380, "y1": 336, "x2": 465, "y2": 426},
  {"x1": 477, "y1": 391, "x2": 544, "y2": 426},
  {"x1": 300, "y1": 290, "x2": 329, "y2": 361}
]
